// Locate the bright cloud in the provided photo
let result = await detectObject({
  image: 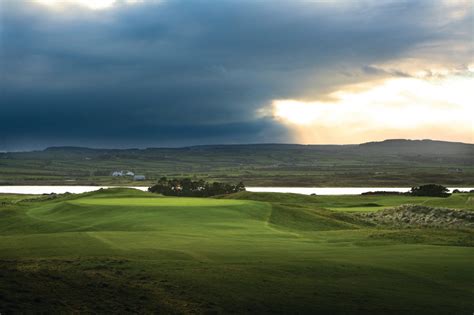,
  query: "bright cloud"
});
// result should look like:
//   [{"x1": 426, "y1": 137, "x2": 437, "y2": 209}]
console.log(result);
[{"x1": 273, "y1": 72, "x2": 473, "y2": 144}]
